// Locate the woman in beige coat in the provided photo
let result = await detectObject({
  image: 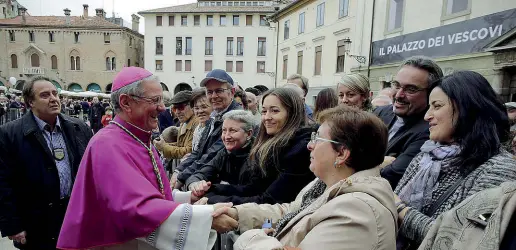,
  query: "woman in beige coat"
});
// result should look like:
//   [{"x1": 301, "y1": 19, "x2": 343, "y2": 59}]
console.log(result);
[{"x1": 213, "y1": 106, "x2": 398, "y2": 250}]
